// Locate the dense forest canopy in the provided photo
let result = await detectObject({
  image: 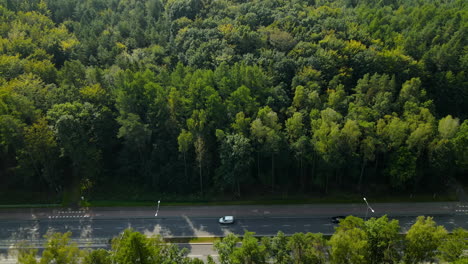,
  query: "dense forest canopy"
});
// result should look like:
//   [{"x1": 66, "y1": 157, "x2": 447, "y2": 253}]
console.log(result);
[{"x1": 0, "y1": 0, "x2": 466, "y2": 201}]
